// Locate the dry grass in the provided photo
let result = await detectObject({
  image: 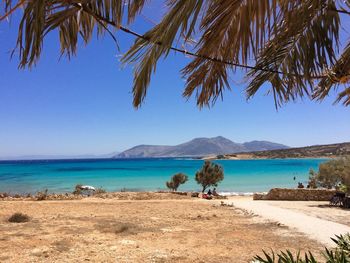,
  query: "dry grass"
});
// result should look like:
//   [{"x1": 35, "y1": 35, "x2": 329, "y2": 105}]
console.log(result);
[
  {"x1": 0, "y1": 197, "x2": 324, "y2": 262},
  {"x1": 95, "y1": 220, "x2": 138, "y2": 235},
  {"x1": 94, "y1": 187, "x2": 107, "y2": 195},
  {"x1": 8, "y1": 213, "x2": 30, "y2": 223},
  {"x1": 35, "y1": 189, "x2": 48, "y2": 201}
]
